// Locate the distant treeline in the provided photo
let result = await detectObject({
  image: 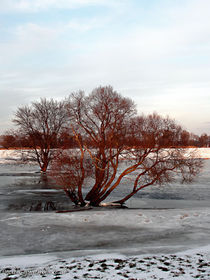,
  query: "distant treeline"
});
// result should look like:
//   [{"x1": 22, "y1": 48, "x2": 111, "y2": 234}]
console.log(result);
[
  {"x1": 0, "y1": 130, "x2": 209, "y2": 149},
  {"x1": 0, "y1": 131, "x2": 76, "y2": 149}
]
